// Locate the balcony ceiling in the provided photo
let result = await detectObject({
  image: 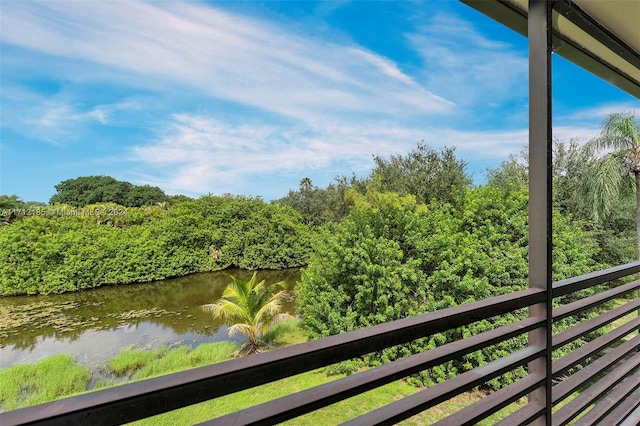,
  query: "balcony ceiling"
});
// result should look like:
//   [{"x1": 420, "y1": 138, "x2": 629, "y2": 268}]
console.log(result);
[{"x1": 462, "y1": 0, "x2": 640, "y2": 99}]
